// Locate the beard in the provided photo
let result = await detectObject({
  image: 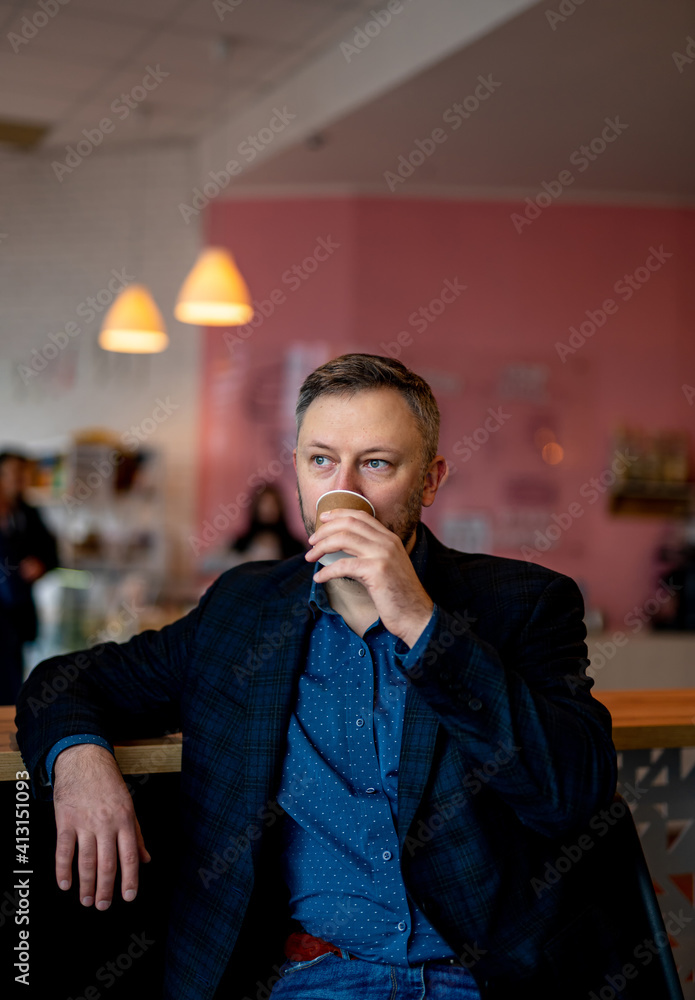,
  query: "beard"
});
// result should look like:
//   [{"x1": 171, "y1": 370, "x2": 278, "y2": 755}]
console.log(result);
[{"x1": 297, "y1": 480, "x2": 423, "y2": 550}]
